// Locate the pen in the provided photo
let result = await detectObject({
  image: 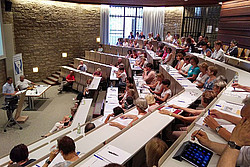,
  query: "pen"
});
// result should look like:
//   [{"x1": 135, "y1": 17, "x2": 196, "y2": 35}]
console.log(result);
[
  {"x1": 216, "y1": 104, "x2": 221, "y2": 107},
  {"x1": 208, "y1": 109, "x2": 210, "y2": 115},
  {"x1": 178, "y1": 100, "x2": 185, "y2": 103},
  {"x1": 94, "y1": 154, "x2": 104, "y2": 161},
  {"x1": 108, "y1": 151, "x2": 118, "y2": 156},
  {"x1": 192, "y1": 128, "x2": 203, "y2": 139},
  {"x1": 36, "y1": 165, "x2": 40, "y2": 167}
]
